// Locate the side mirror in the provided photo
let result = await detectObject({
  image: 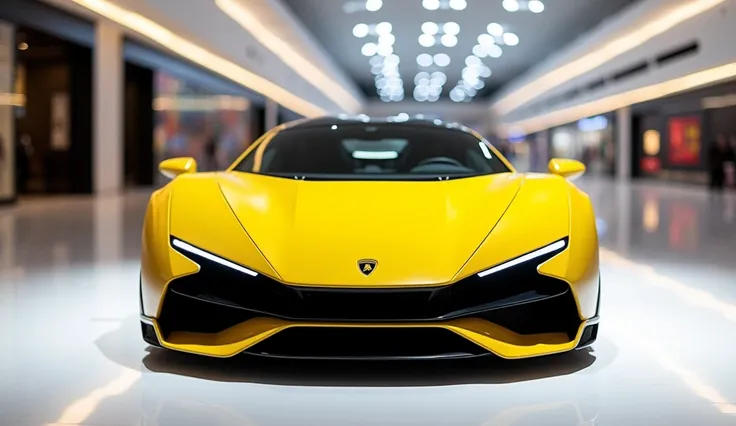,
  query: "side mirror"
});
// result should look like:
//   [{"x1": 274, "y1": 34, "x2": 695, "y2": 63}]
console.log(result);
[
  {"x1": 159, "y1": 157, "x2": 197, "y2": 179},
  {"x1": 548, "y1": 158, "x2": 586, "y2": 180}
]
